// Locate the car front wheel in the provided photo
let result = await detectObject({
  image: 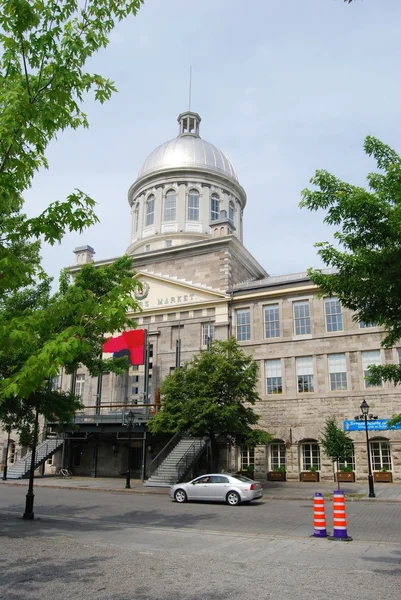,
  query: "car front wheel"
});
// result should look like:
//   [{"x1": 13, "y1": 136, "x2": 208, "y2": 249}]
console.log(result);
[
  {"x1": 226, "y1": 491, "x2": 241, "y2": 506},
  {"x1": 174, "y1": 489, "x2": 187, "y2": 503}
]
